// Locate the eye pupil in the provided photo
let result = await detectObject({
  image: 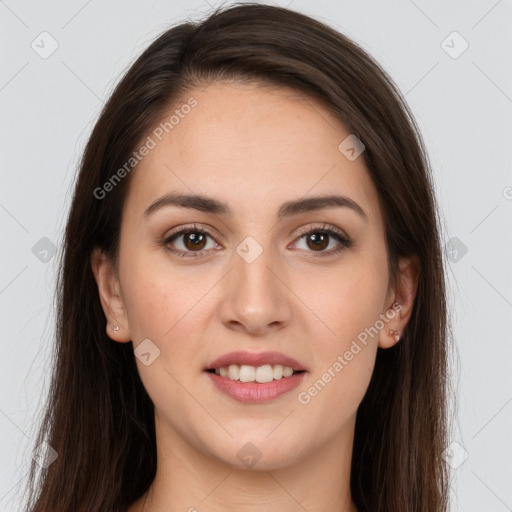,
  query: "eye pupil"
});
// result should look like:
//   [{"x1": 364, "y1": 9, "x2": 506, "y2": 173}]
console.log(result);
[
  {"x1": 184, "y1": 232, "x2": 207, "y2": 250},
  {"x1": 307, "y1": 232, "x2": 329, "y2": 251}
]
